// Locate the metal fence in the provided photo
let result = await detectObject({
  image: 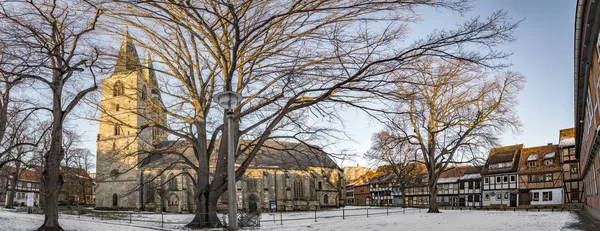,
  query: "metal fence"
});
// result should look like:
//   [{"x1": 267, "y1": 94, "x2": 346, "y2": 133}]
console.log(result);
[{"x1": 37, "y1": 205, "x2": 581, "y2": 229}]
